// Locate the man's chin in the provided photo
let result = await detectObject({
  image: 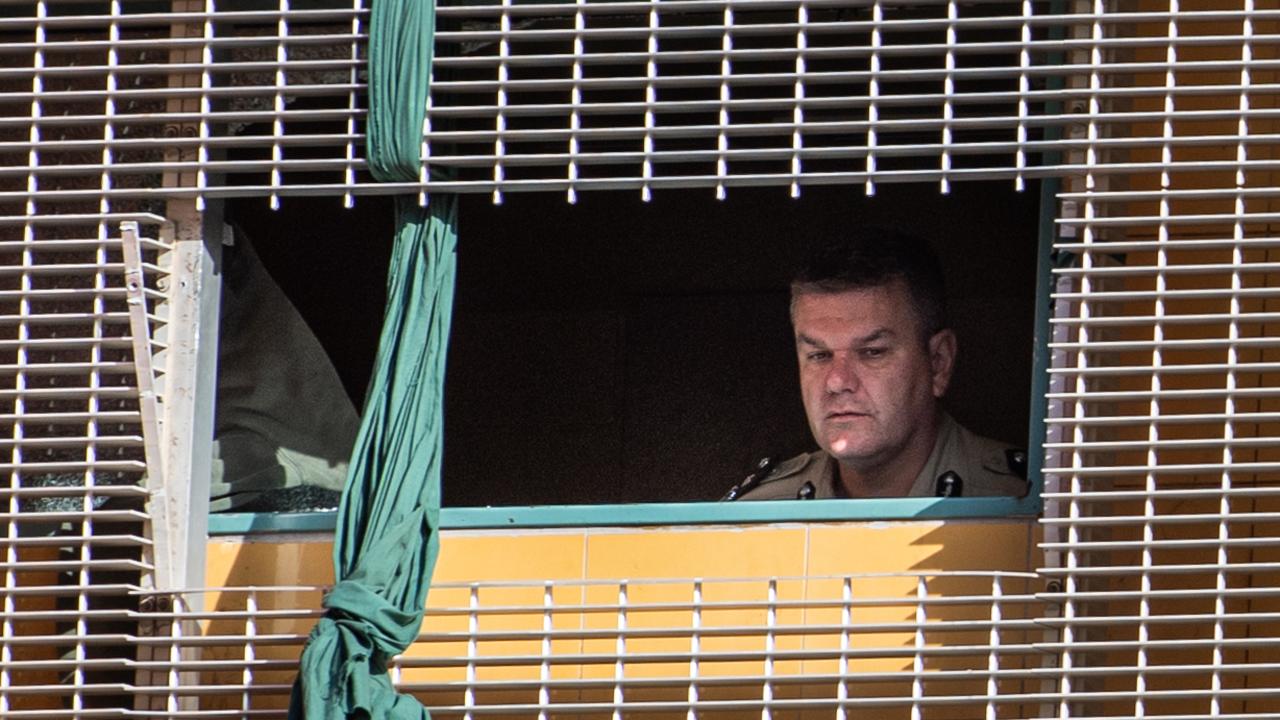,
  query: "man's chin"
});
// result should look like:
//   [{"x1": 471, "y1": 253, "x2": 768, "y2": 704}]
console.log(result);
[
  {"x1": 824, "y1": 430, "x2": 865, "y2": 453},
  {"x1": 822, "y1": 437, "x2": 876, "y2": 463}
]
